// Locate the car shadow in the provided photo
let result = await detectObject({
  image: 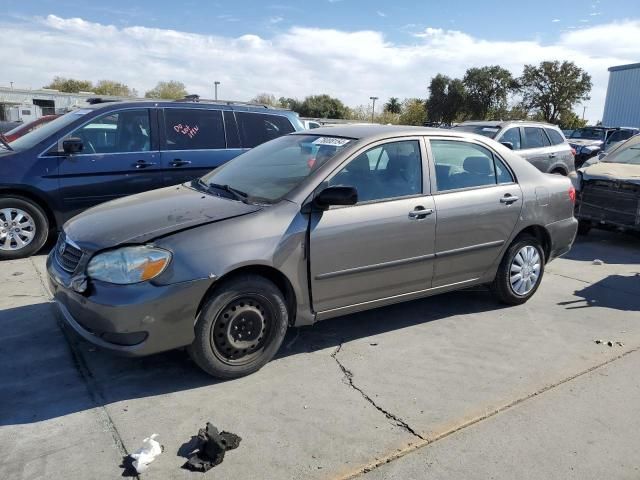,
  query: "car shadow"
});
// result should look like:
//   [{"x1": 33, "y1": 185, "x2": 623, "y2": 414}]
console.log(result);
[
  {"x1": 558, "y1": 273, "x2": 640, "y2": 312},
  {"x1": 566, "y1": 230, "x2": 640, "y2": 265},
  {"x1": 0, "y1": 288, "x2": 505, "y2": 426}
]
